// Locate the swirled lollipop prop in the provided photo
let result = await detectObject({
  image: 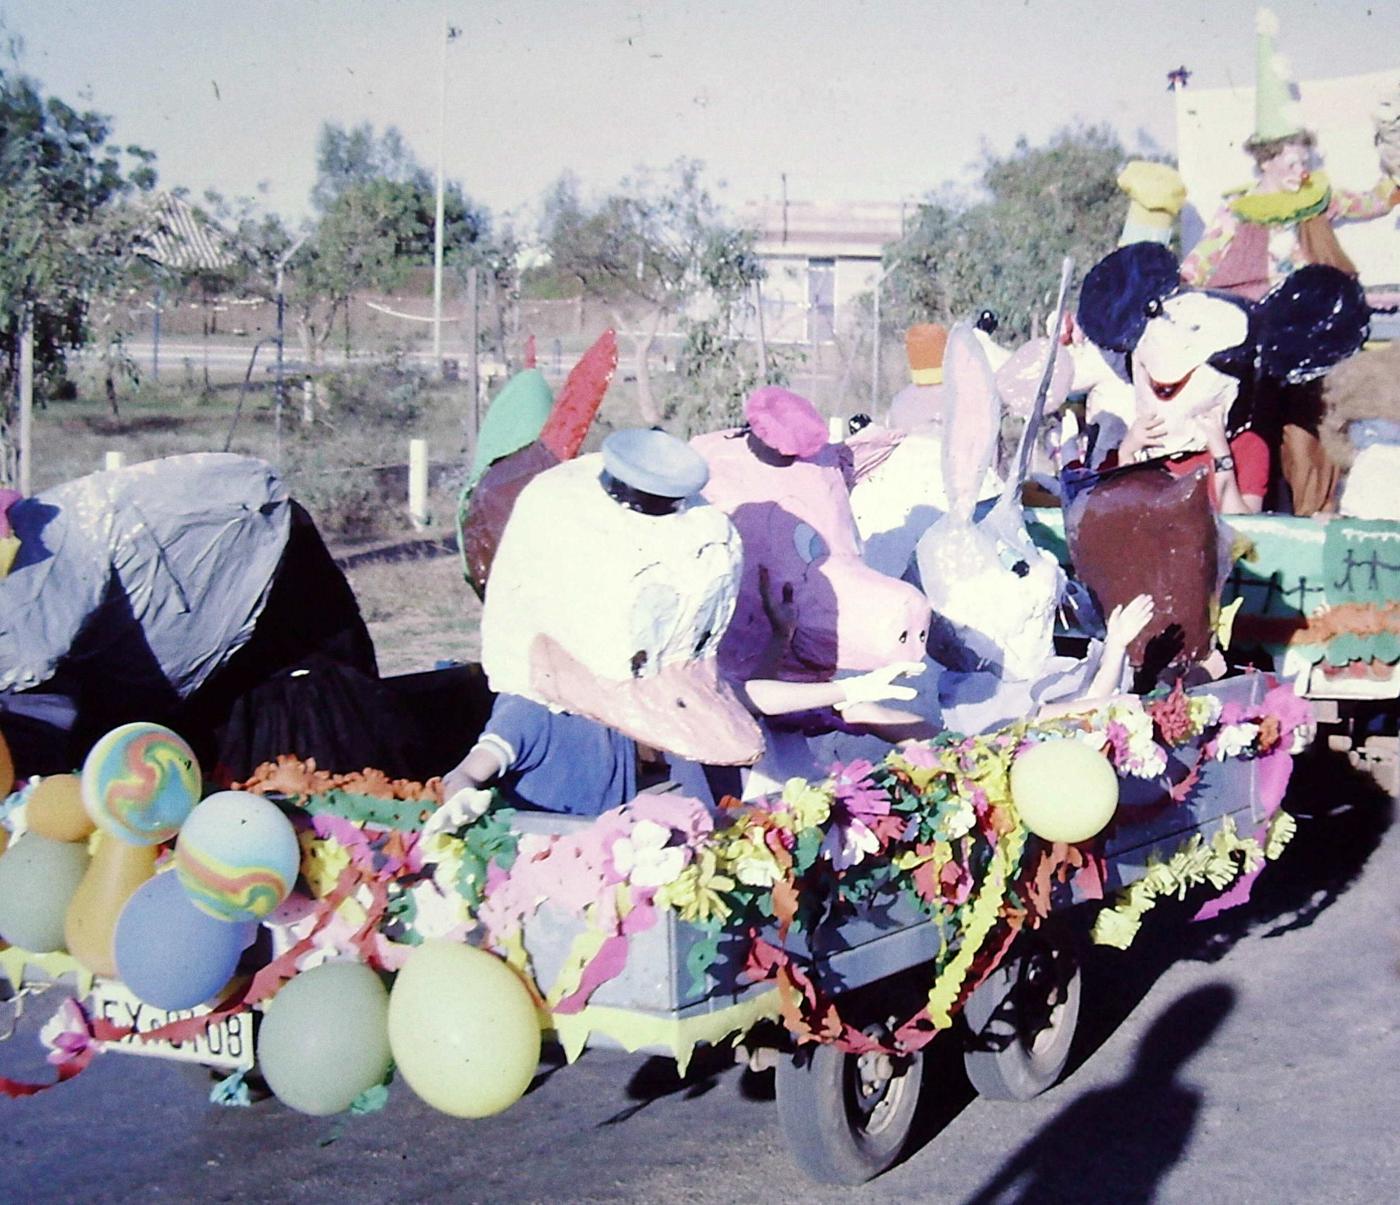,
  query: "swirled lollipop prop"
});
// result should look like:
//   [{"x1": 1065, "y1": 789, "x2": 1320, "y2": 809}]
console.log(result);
[{"x1": 67, "y1": 723, "x2": 202, "y2": 975}]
